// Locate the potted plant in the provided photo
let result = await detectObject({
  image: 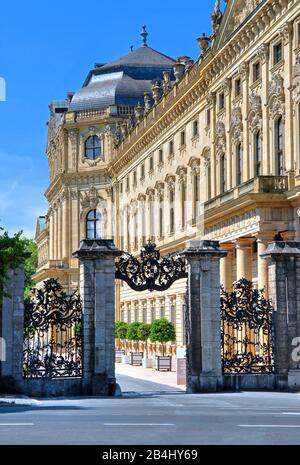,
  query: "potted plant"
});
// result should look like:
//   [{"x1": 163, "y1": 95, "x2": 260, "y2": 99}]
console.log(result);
[
  {"x1": 116, "y1": 322, "x2": 130, "y2": 364},
  {"x1": 127, "y1": 322, "x2": 143, "y2": 365},
  {"x1": 138, "y1": 323, "x2": 152, "y2": 368},
  {"x1": 150, "y1": 319, "x2": 176, "y2": 371}
]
